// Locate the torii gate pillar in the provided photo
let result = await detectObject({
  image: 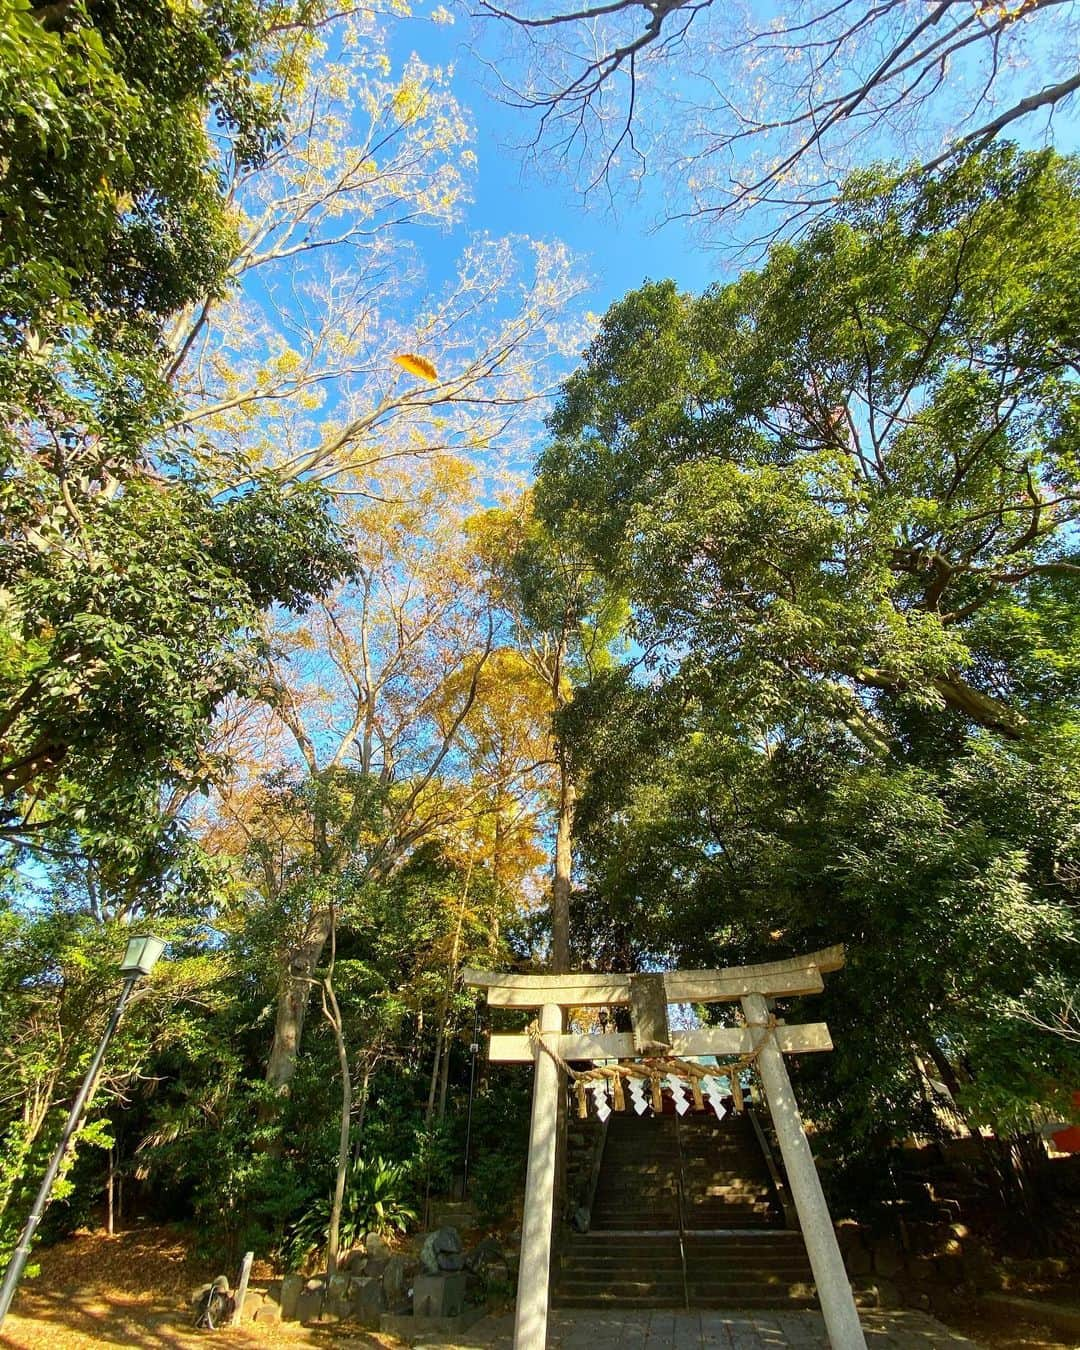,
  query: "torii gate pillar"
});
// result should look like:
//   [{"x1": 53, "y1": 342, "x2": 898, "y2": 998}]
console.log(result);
[
  {"x1": 742, "y1": 991, "x2": 865, "y2": 1349},
  {"x1": 515, "y1": 1002, "x2": 561, "y2": 1350}
]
